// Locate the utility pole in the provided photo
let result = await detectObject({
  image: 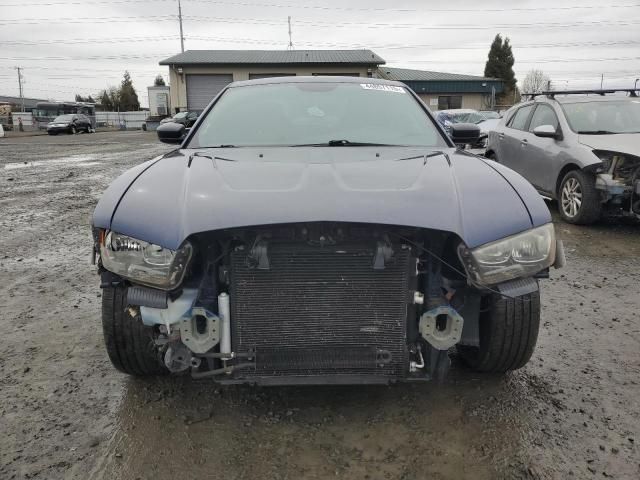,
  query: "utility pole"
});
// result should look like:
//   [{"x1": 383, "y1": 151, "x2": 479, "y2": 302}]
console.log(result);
[
  {"x1": 600, "y1": 73, "x2": 604, "y2": 90},
  {"x1": 15, "y1": 66, "x2": 24, "y2": 112},
  {"x1": 287, "y1": 16, "x2": 294, "y2": 50},
  {"x1": 178, "y1": 0, "x2": 185, "y2": 53}
]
